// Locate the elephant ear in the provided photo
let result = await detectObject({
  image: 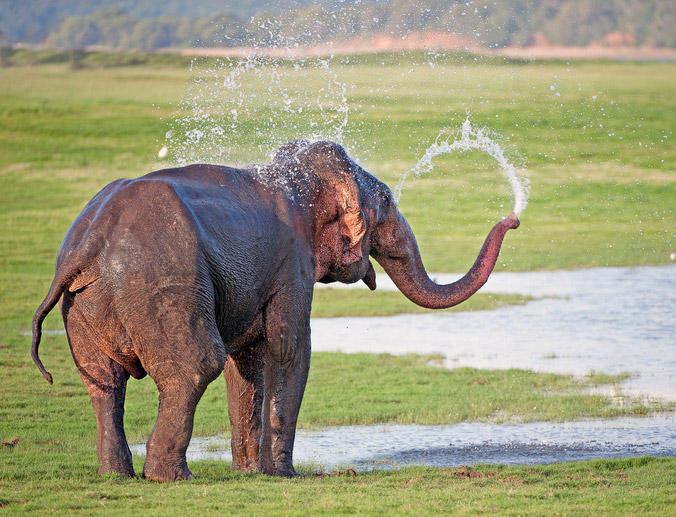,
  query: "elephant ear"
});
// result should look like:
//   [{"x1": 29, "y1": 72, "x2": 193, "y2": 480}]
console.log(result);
[{"x1": 335, "y1": 179, "x2": 366, "y2": 266}]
